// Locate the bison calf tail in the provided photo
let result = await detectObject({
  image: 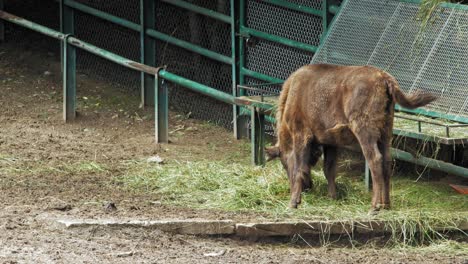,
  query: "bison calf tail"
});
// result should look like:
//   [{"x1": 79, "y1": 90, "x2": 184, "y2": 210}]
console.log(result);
[{"x1": 384, "y1": 73, "x2": 437, "y2": 109}]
